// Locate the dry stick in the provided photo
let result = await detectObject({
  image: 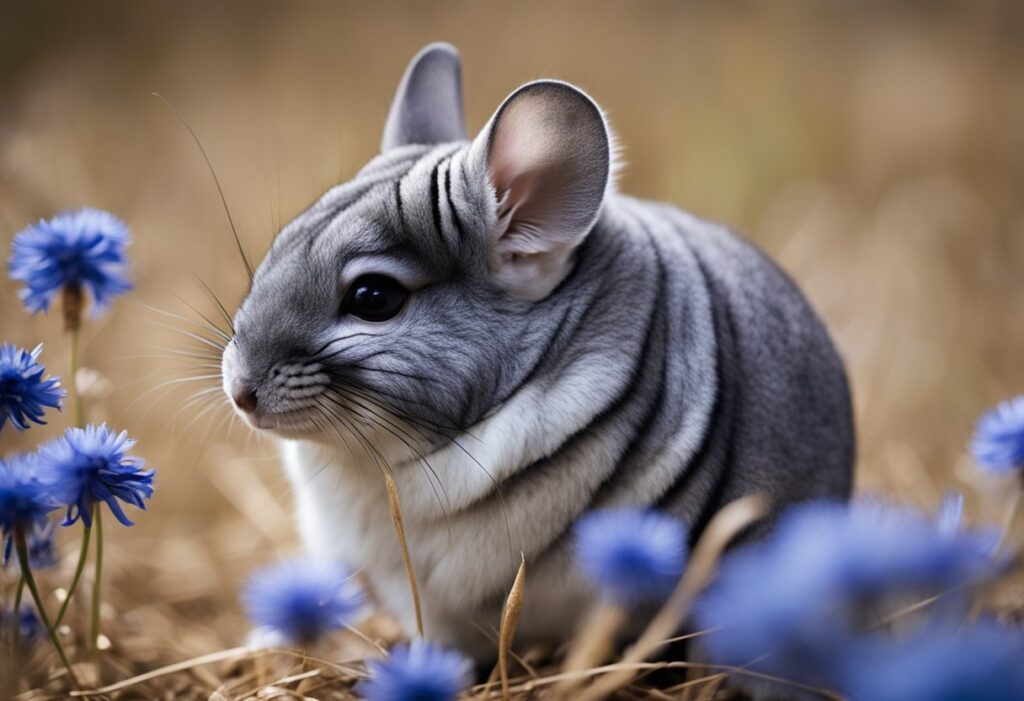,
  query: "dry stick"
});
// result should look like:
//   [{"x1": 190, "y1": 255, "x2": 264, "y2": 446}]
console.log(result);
[
  {"x1": 498, "y1": 554, "x2": 526, "y2": 701},
  {"x1": 69, "y1": 648, "x2": 367, "y2": 697},
  {"x1": 69, "y1": 647, "x2": 255, "y2": 696},
  {"x1": 554, "y1": 605, "x2": 627, "y2": 699},
  {"x1": 383, "y1": 468, "x2": 424, "y2": 637},
  {"x1": 576, "y1": 495, "x2": 769, "y2": 701},
  {"x1": 477, "y1": 660, "x2": 843, "y2": 700},
  {"x1": 694, "y1": 672, "x2": 727, "y2": 701}
]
